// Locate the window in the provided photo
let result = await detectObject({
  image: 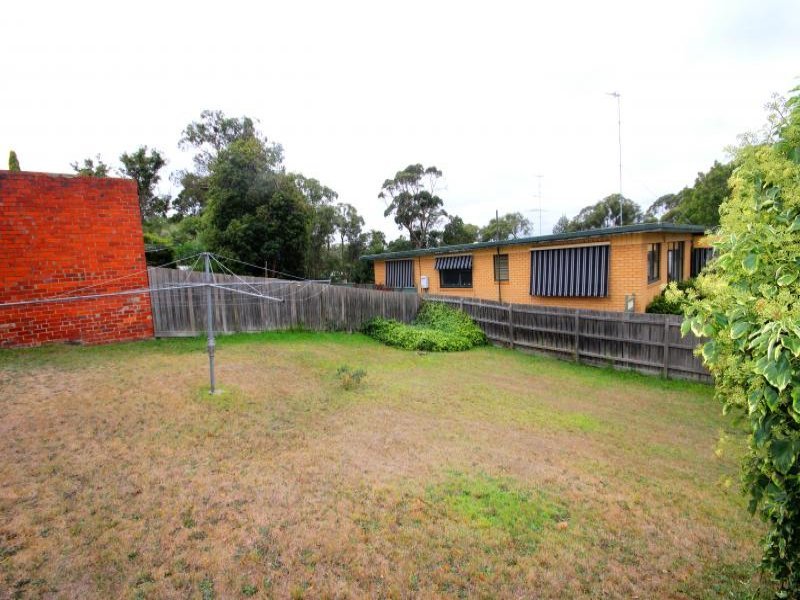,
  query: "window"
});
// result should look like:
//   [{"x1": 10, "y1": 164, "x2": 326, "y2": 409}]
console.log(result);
[
  {"x1": 440, "y1": 269, "x2": 472, "y2": 288},
  {"x1": 385, "y1": 259, "x2": 414, "y2": 288},
  {"x1": 647, "y1": 243, "x2": 661, "y2": 283},
  {"x1": 435, "y1": 255, "x2": 473, "y2": 288},
  {"x1": 691, "y1": 247, "x2": 714, "y2": 277},
  {"x1": 667, "y1": 241, "x2": 685, "y2": 282},
  {"x1": 494, "y1": 254, "x2": 509, "y2": 281},
  {"x1": 530, "y1": 244, "x2": 609, "y2": 297}
]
